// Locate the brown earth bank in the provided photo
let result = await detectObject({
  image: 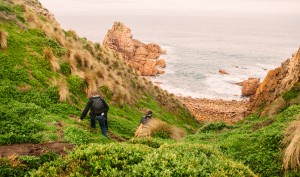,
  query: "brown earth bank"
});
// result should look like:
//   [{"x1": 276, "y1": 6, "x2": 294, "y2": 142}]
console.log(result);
[
  {"x1": 0, "y1": 143, "x2": 74, "y2": 157},
  {"x1": 178, "y1": 97, "x2": 250, "y2": 124}
]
